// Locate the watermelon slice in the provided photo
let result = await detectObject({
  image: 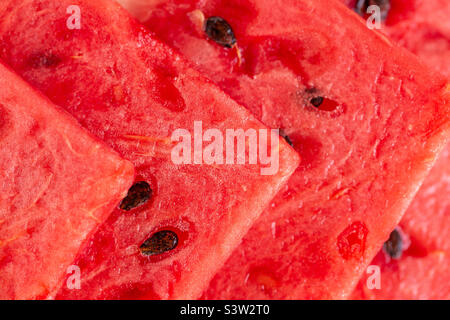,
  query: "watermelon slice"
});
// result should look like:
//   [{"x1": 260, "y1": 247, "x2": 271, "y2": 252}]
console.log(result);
[
  {"x1": 397, "y1": 145, "x2": 450, "y2": 255},
  {"x1": 351, "y1": 145, "x2": 450, "y2": 299},
  {"x1": 118, "y1": 0, "x2": 450, "y2": 299},
  {"x1": 344, "y1": 0, "x2": 450, "y2": 77},
  {"x1": 0, "y1": 0, "x2": 299, "y2": 299},
  {"x1": 339, "y1": 0, "x2": 450, "y2": 300},
  {"x1": 0, "y1": 61, "x2": 134, "y2": 299}
]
